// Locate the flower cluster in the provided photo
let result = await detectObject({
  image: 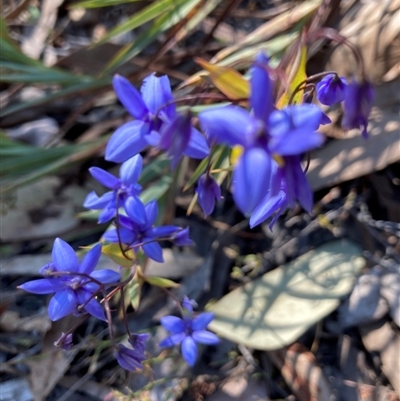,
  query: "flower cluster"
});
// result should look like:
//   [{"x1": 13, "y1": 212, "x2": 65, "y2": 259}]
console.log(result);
[
  {"x1": 18, "y1": 48, "x2": 373, "y2": 372},
  {"x1": 159, "y1": 297, "x2": 219, "y2": 366}
]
